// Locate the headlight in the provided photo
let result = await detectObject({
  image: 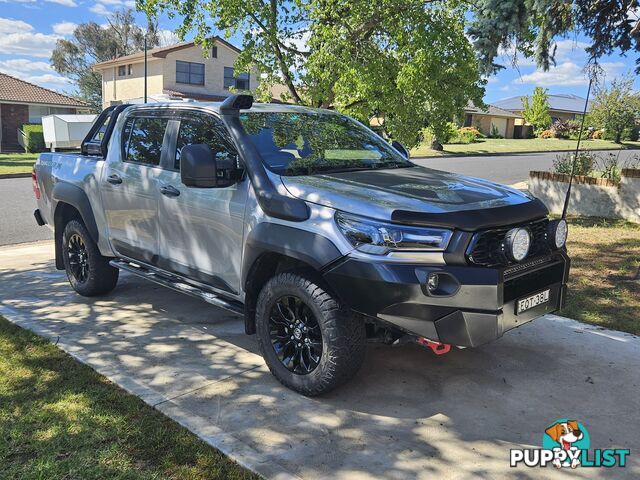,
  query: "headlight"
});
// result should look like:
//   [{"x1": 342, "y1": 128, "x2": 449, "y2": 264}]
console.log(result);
[
  {"x1": 505, "y1": 227, "x2": 531, "y2": 262},
  {"x1": 548, "y1": 219, "x2": 568, "y2": 249},
  {"x1": 335, "y1": 212, "x2": 453, "y2": 254}
]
